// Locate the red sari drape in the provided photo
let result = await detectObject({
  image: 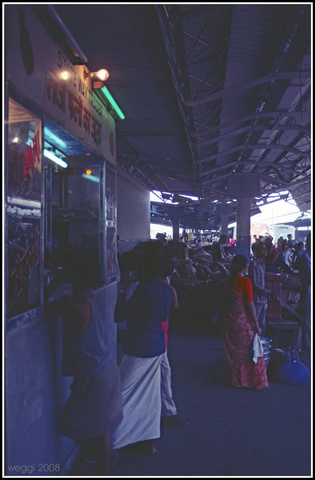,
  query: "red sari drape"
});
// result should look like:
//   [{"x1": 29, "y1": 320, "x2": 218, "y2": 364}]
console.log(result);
[{"x1": 221, "y1": 275, "x2": 269, "y2": 392}]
